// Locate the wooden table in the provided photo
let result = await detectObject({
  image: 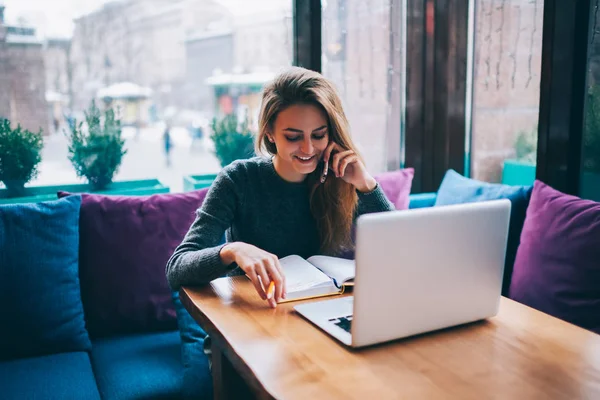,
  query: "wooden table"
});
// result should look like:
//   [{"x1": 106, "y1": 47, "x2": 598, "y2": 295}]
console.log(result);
[{"x1": 180, "y1": 277, "x2": 600, "y2": 400}]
